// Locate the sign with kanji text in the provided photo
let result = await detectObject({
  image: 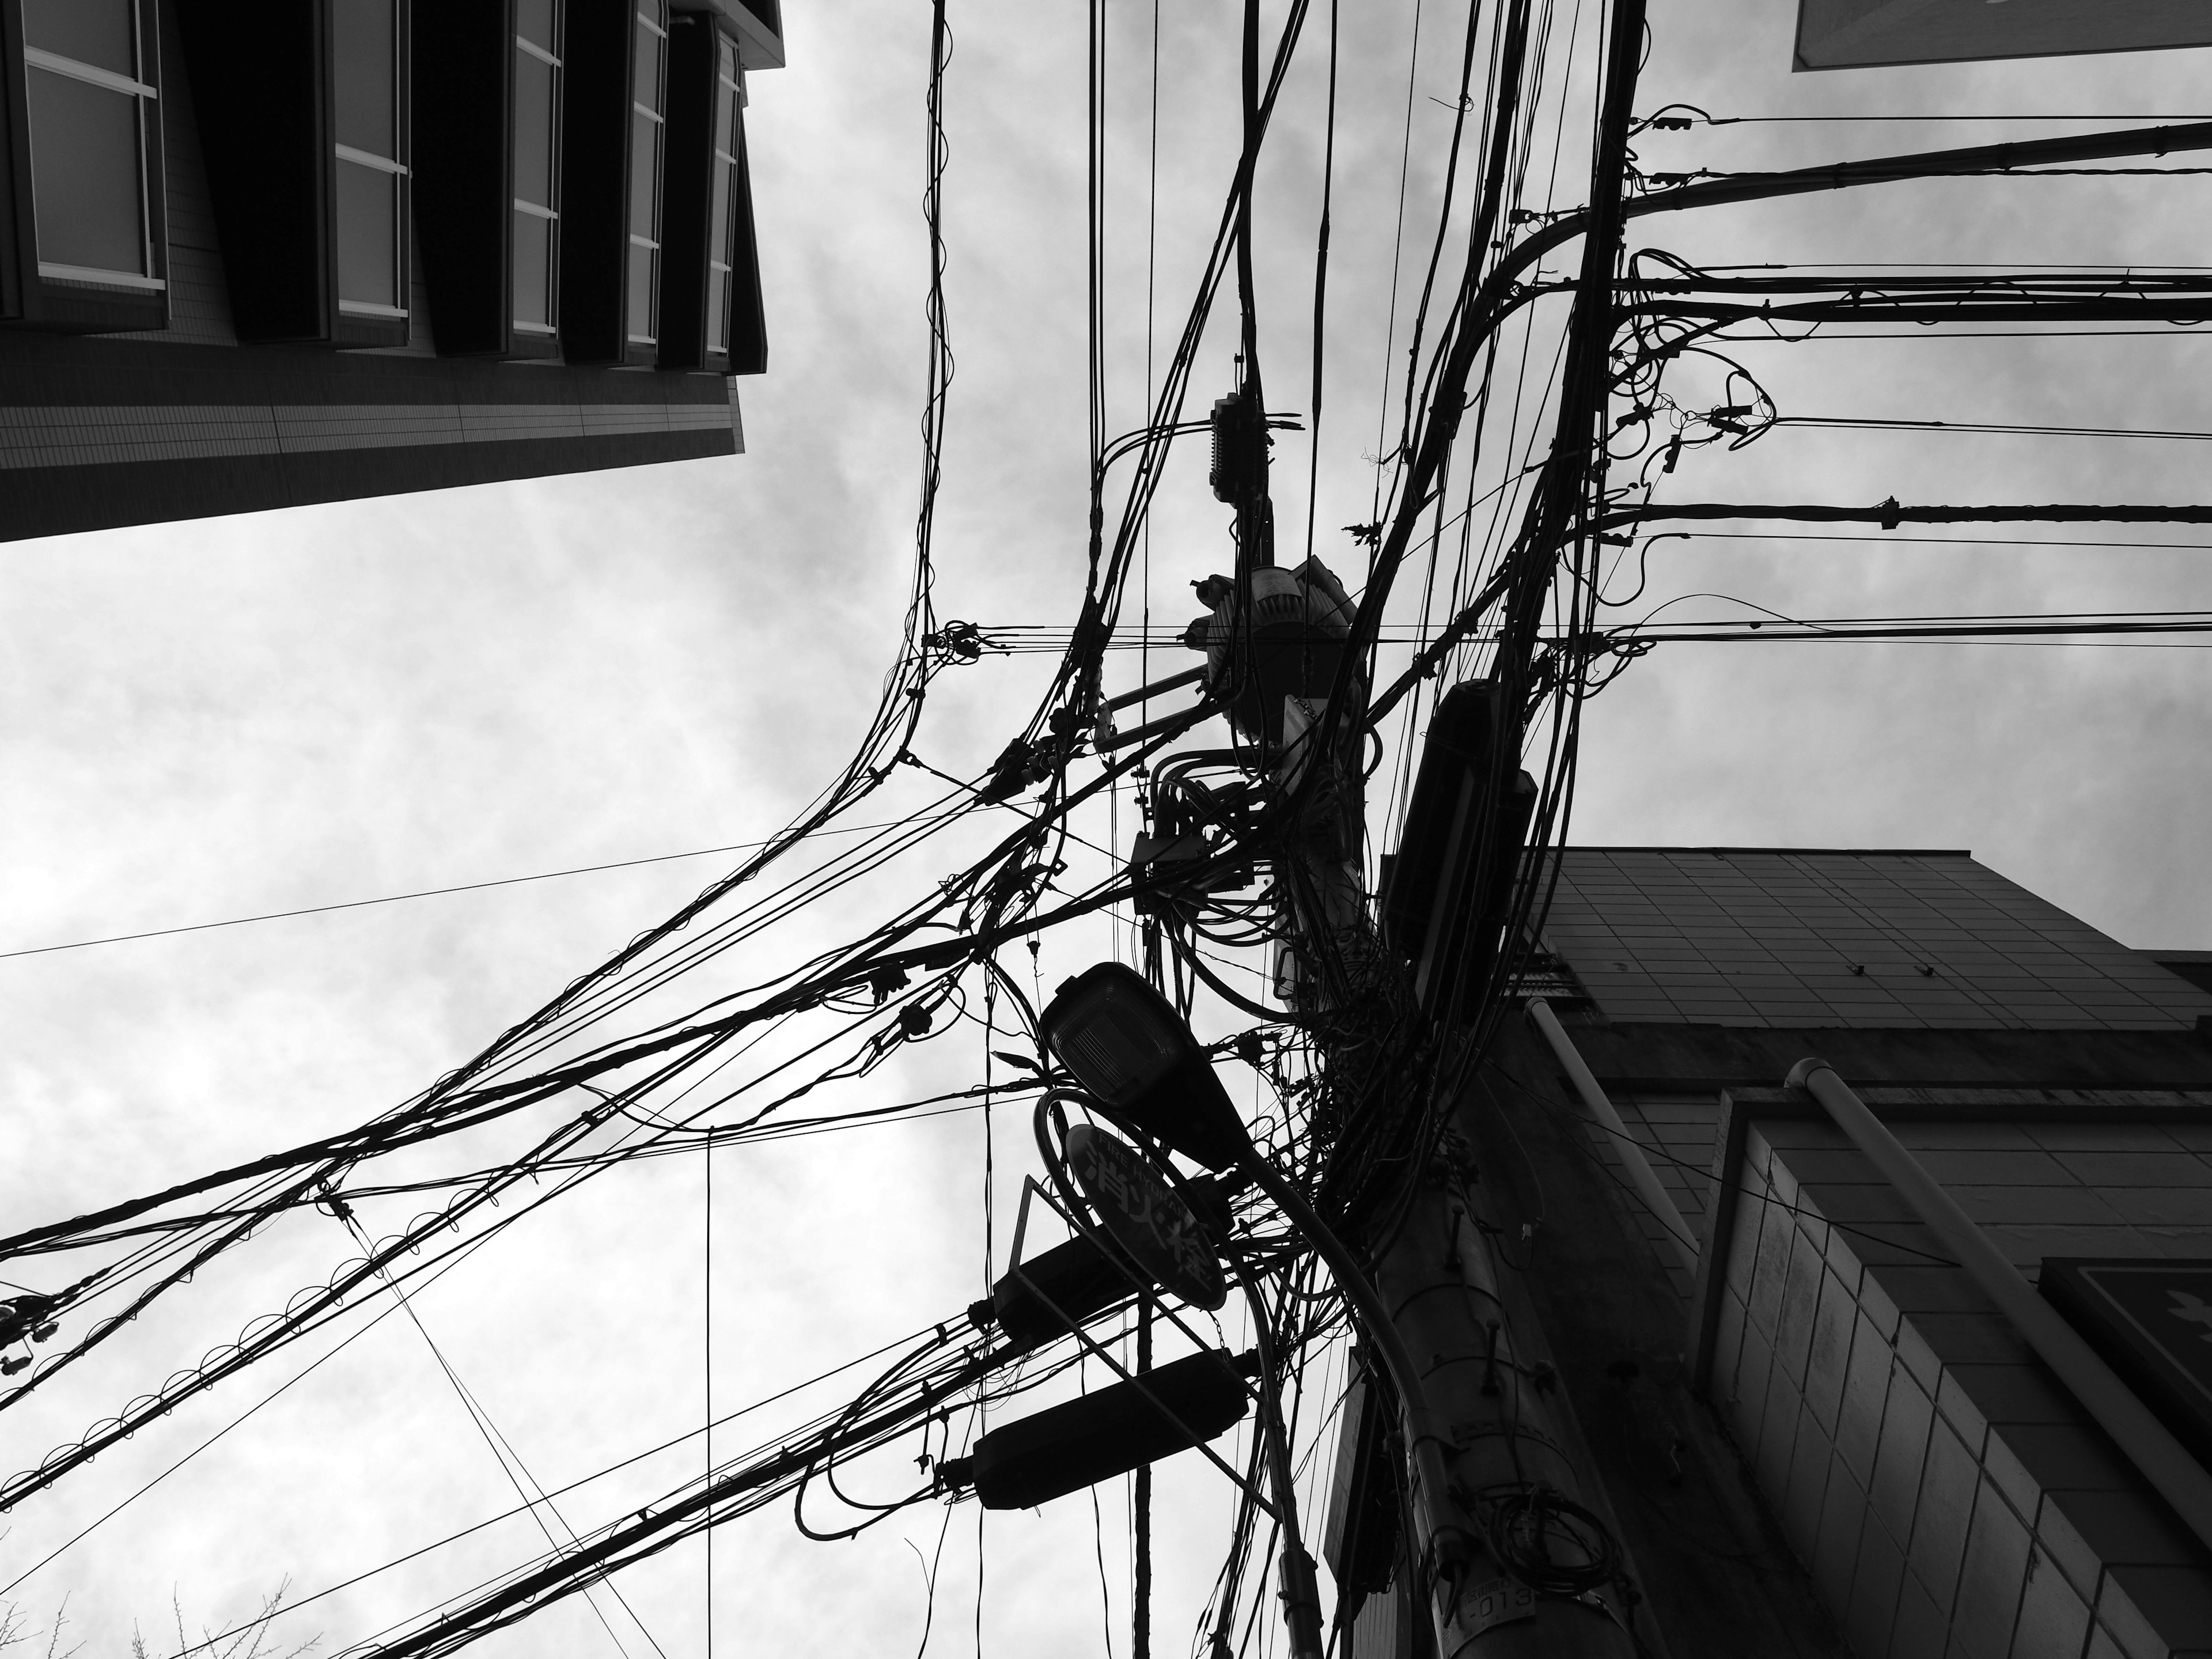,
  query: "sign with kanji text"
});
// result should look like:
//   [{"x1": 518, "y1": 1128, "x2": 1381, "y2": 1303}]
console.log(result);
[{"x1": 1063, "y1": 1123, "x2": 1228, "y2": 1313}]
